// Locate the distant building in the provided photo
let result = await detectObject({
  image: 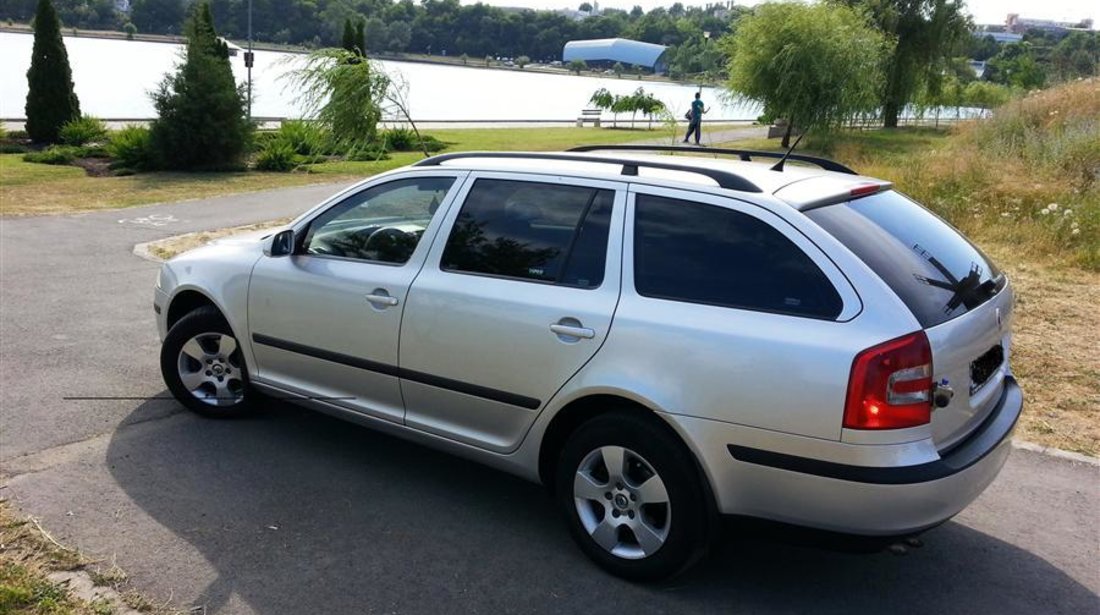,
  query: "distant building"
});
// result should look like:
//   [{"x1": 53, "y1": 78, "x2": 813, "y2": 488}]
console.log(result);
[
  {"x1": 1006, "y1": 13, "x2": 1094, "y2": 35},
  {"x1": 562, "y1": 38, "x2": 669, "y2": 74},
  {"x1": 968, "y1": 60, "x2": 987, "y2": 79},
  {"x1": 979, "y1": 31, "x2": 1024, "y2": 44}
]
